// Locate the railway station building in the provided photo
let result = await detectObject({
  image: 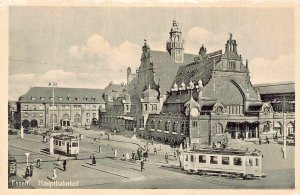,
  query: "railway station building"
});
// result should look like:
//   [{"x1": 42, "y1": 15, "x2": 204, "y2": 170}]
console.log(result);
[
  {"x1": 100, "y1": 19, "x2": 295, "y2": 146},
  {"x1": 18, "y1": 87, "x2": 105, "y2": 128}
]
